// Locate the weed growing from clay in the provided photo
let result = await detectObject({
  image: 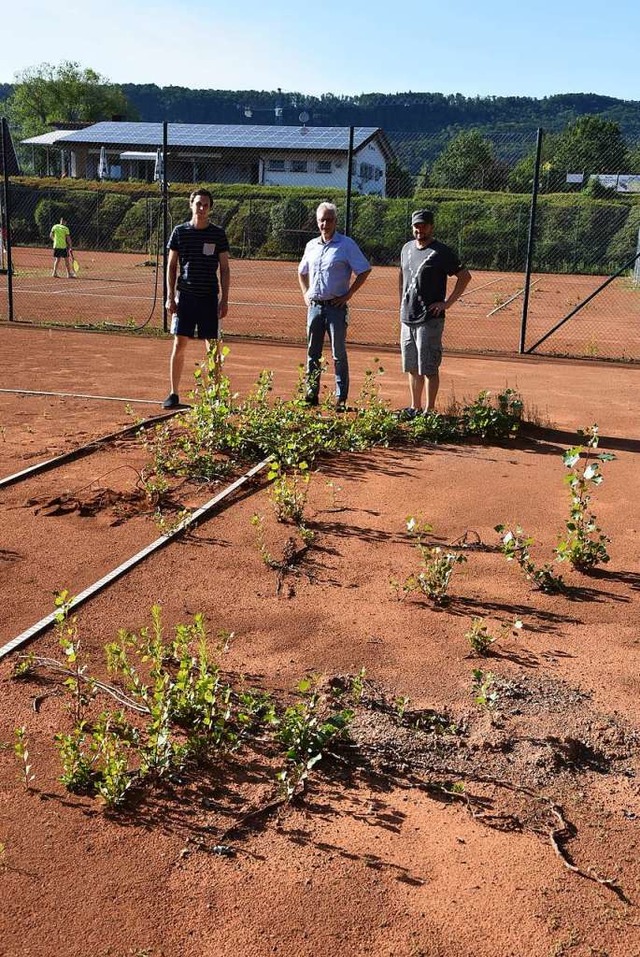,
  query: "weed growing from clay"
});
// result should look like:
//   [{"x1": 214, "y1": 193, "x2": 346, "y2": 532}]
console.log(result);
[
  {"x1": 472, "y1": 669, "x2": 500, "y2": 712},
  {"x1": 142, "y1": 349, "x2": 525, "y2": 486},
  {"x1": 495, "y1": 524, "x2": 565, "y2": 593},
  {"x1": 13, "y1": 727, "x2": 35, "y2": 790},
  {"x1": 555, "y1": 425, "x2": 614, "y2": 571},
  {"x1": 464, "y1": 617, "x2": 523, "y2": 656},
  {"x1": 461, "y1": 389, "x2": 523, "y2": 439},
  {"x1": 153, "y1": 506, "x2": 191, "y2": 537},
  {"x1": 276, "y1": 676, "x2": 354, "y2": 802},
  {"x1": 55, "y1": 725, "x2": 95, "y2": 793},
  {"x1": 251, "y1": 513, "x2": 316, "y2": 595},
  {"x1": 268, "y1": 461, "x2": 310, "y2": 525},
  {"x1": 394, "y1": 695, "x2": 411, "y2": 720},
  {"x1": 54, "y1": 590, "x2": 95, "y2": 722},
  {"x1": 403, "y1": 517, "x2": 467, "y2": 605},
  {"x1": 496, "y1": 424, "x2": 615, "y2": 591},
  {"x1": 17, "y1": 601, "x2": 358, "y2": 812},
  {"x1": 324, "y1": 478, "x2": 345, "y2": 512}
]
